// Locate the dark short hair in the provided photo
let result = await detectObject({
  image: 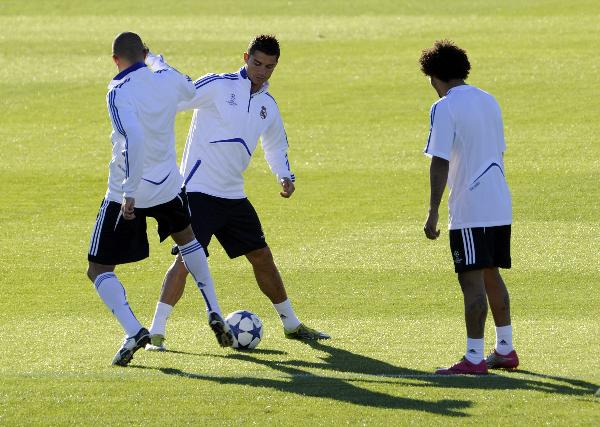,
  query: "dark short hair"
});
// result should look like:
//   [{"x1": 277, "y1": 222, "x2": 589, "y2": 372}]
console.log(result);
[
  {"x1": 419, "y1": 40, "x2": 470, "y2": 82},
  {"x1": 248, "y1": 34, "x2": 280, "y2": 59},
  {"x1": 112, "y1": 32, "x2": 146, "y2": 63}
]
